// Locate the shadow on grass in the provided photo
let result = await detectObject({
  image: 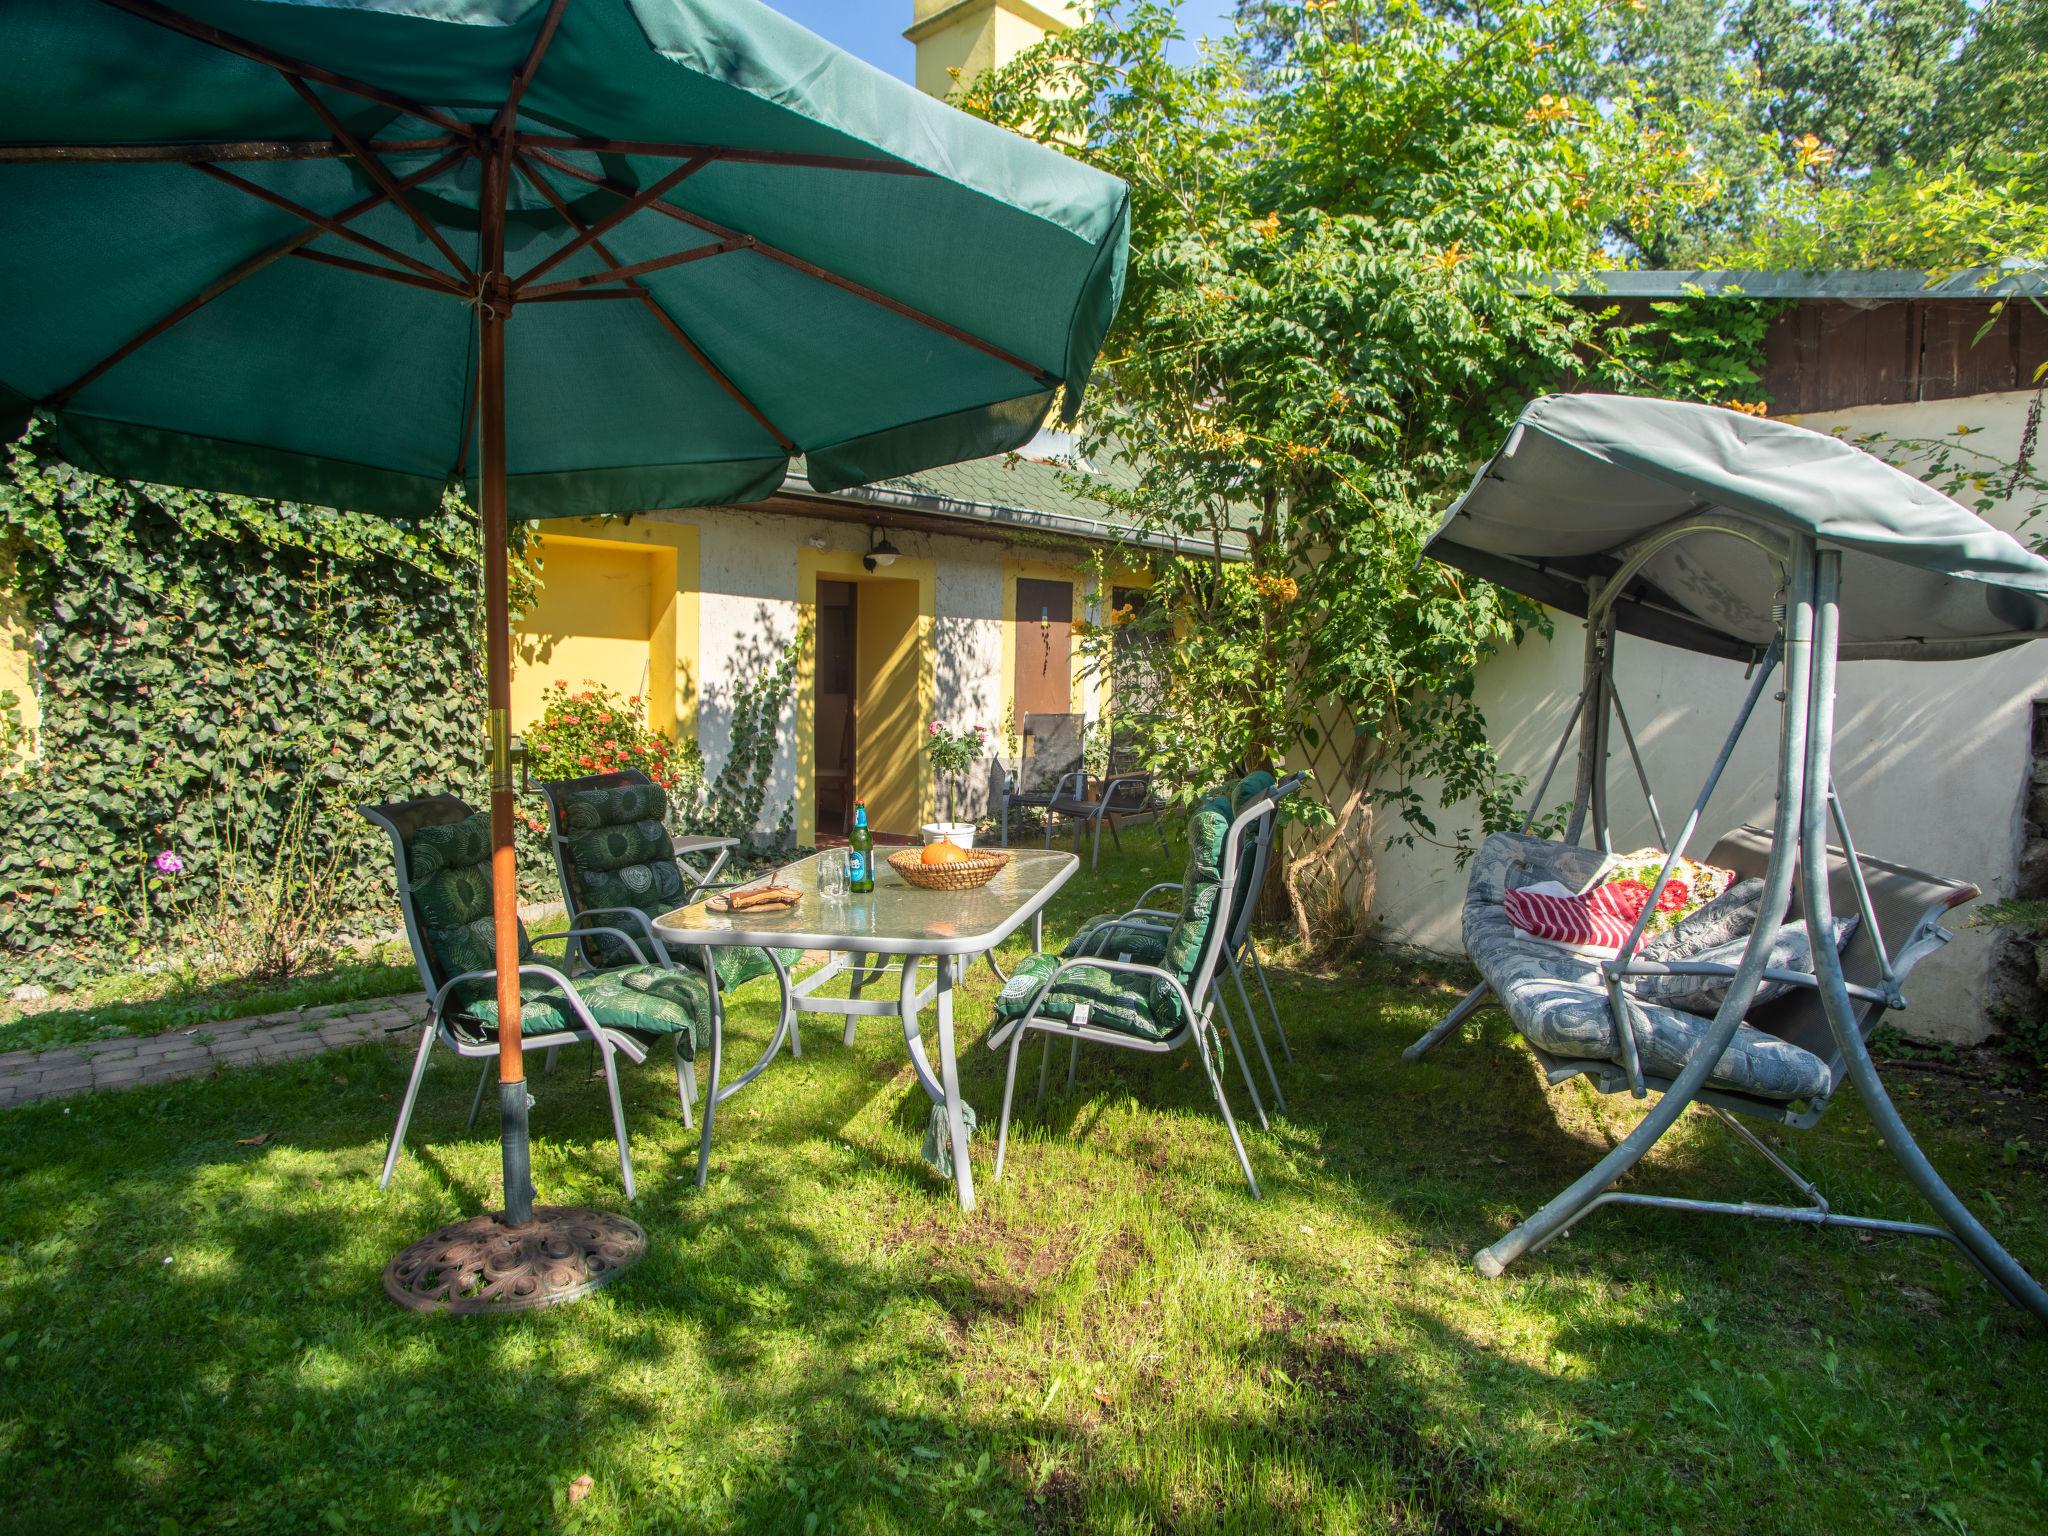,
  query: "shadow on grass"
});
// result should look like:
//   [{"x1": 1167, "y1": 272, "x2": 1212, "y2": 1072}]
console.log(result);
[{"x1": 2, "y1": 840, "x2": 2046, "y2": 1534}]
